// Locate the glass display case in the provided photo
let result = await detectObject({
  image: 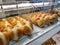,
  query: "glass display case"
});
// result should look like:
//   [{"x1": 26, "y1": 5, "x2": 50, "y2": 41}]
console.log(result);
[
  {"x1": 0, "y1": 0, "x2": 58, "y2": 18},
  {"x1": 0, "y1": 0, "x2": 60, "y2": 45}
]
